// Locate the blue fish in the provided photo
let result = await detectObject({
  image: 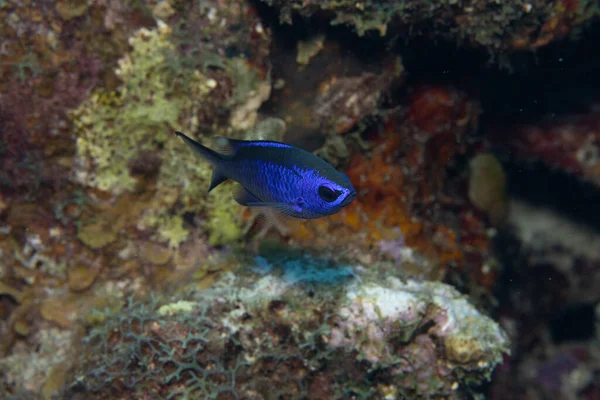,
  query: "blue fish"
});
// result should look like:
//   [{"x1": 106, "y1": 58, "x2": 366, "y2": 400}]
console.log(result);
[{"x1": 175, "y1": 132, "x2": 356, "y2": 219}]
